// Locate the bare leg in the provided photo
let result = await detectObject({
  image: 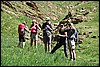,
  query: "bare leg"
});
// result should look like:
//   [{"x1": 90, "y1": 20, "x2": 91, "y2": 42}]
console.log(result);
[
  {"x1": 72, "y1": 49, "x2": 76, "y2": 60},
  {"x1": 69, "y1": 49, "x2": 73, "y2": 61},
  {"x1": 22, "y1": 42, "x2": 25, "y2": 48}
]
